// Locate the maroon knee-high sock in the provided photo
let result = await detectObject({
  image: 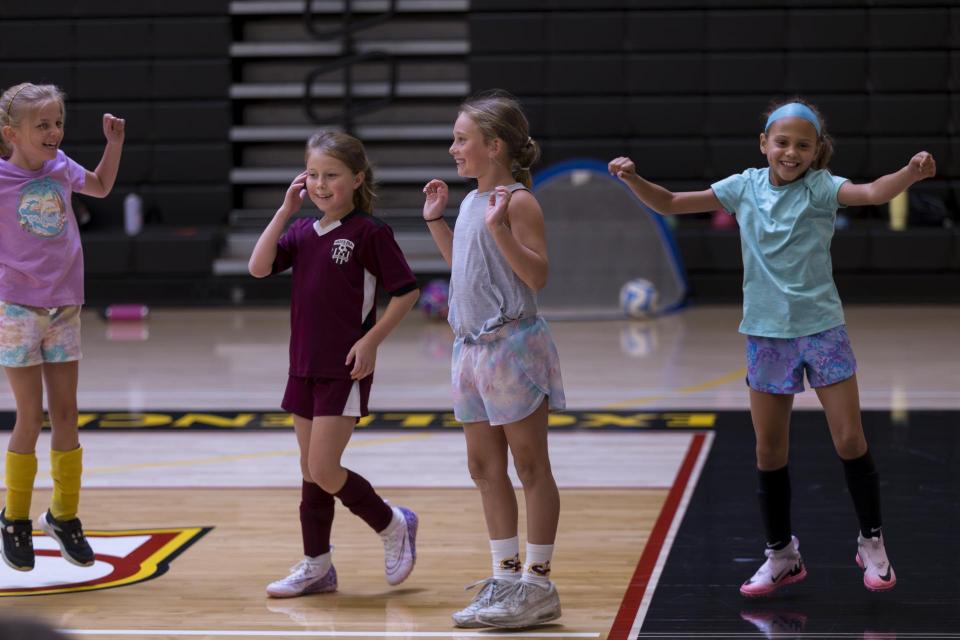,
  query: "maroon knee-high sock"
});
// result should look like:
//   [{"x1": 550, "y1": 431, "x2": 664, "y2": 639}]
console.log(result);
[
  {"x1": 334, "y1": 469, "x2": 393, "y2": 533},
  {"x1": 300, "y1": 480, "x2": 335, "y2": 557}
]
